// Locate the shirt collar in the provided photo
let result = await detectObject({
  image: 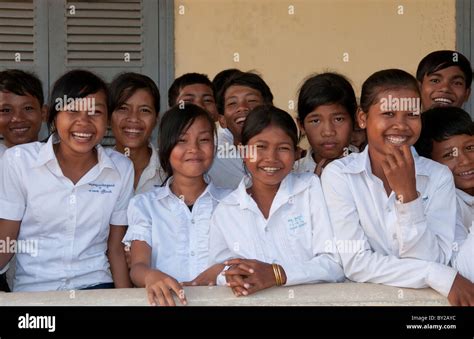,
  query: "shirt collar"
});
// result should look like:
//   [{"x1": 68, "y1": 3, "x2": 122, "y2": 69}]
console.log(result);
[
  {"x1": 154, "y1": 174, "x2": 228, "y2": 203},
  {"x1": 138, "y1": 142, "x2": 164, "y2": 181},
  {"x1": 33, "y1": 134, "x2": 116, "y2": 173},
  {"x1": 456, "y1": 188, "x2": 474, "y2": 206},
  {"x1": 341, "y1": 145, "x2": 429, "y2": 176},
  {"x1": 0, "y1": 142, "x2": 7, "y2": 155},
  {"x1": 223, "y1": 172, "x2": 310, "y2": 210},
  {"x1": 304, "y1": 148, "x2": 316, "y2": 164}
]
